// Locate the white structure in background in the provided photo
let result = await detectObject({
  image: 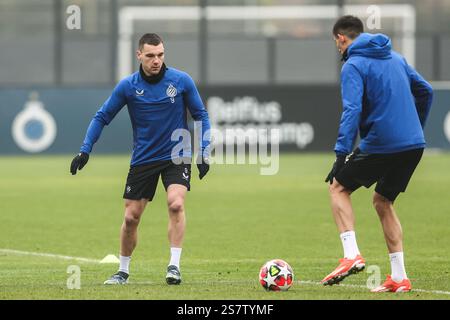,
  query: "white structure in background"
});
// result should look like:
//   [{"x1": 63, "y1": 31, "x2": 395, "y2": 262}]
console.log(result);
[
  {"x1": 12, "y1": 91, "x2": 57, "y2": 153},
  {"x1": 117, "y1": 4, "x2": 416, "y2": 81},
  {"x1": 444, "y1": 111, "x2": 450, "y2": 143}
]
